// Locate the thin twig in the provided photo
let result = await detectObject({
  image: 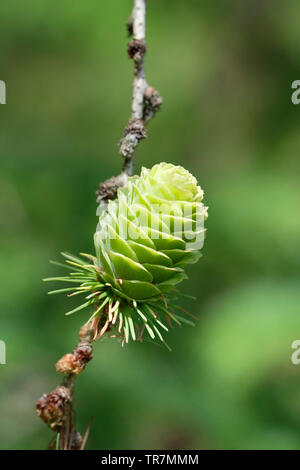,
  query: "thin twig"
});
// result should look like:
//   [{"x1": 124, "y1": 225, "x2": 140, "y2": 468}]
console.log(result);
[
  {"x1": 120, "y1": 0, "x2": 147, "y2": 175},
  {"x1": 97, "y1": 0, "x2": 162, "y2": 203}
]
